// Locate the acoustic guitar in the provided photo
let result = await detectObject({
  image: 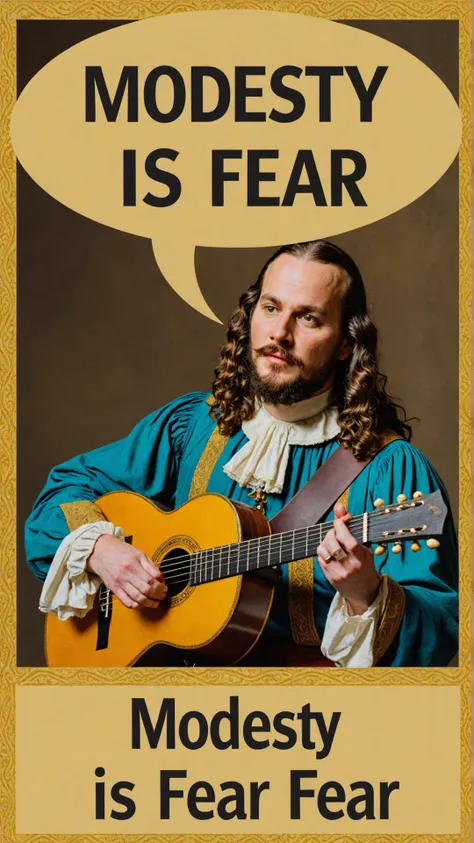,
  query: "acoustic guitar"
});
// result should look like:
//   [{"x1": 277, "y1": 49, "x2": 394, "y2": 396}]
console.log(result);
[{"x1": 45, "y1": 490, "x2": 446, "y2": 667}]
